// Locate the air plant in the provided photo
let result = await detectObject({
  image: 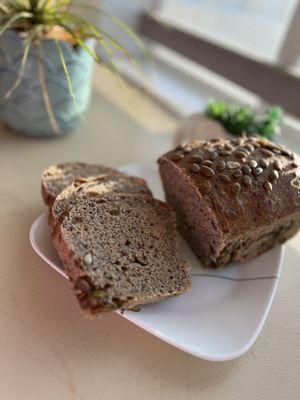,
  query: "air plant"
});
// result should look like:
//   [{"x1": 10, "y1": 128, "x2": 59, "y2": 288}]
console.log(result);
[{"x1": 0, "y1": 0, "x2": 145, "y2": 132}]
